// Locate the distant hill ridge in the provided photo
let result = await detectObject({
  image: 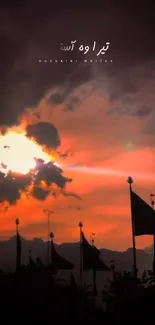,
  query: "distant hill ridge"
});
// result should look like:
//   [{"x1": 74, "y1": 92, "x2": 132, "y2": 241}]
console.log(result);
[{"x1": 0, "y1": 236, "x2": 153, "y2": 275}]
